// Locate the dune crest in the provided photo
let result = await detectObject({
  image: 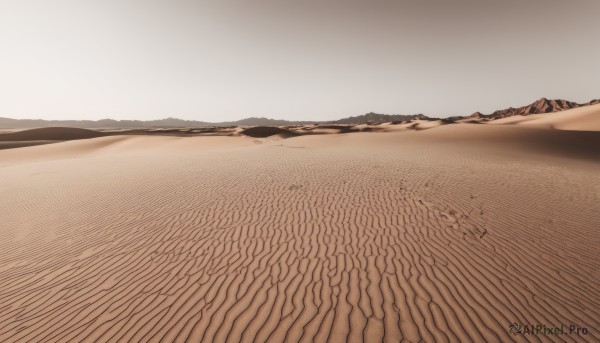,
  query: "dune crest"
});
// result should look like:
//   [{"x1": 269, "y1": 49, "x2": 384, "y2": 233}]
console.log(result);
[{"x1": 0, "y1": 127, "x2": 108, "y2": 141}]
